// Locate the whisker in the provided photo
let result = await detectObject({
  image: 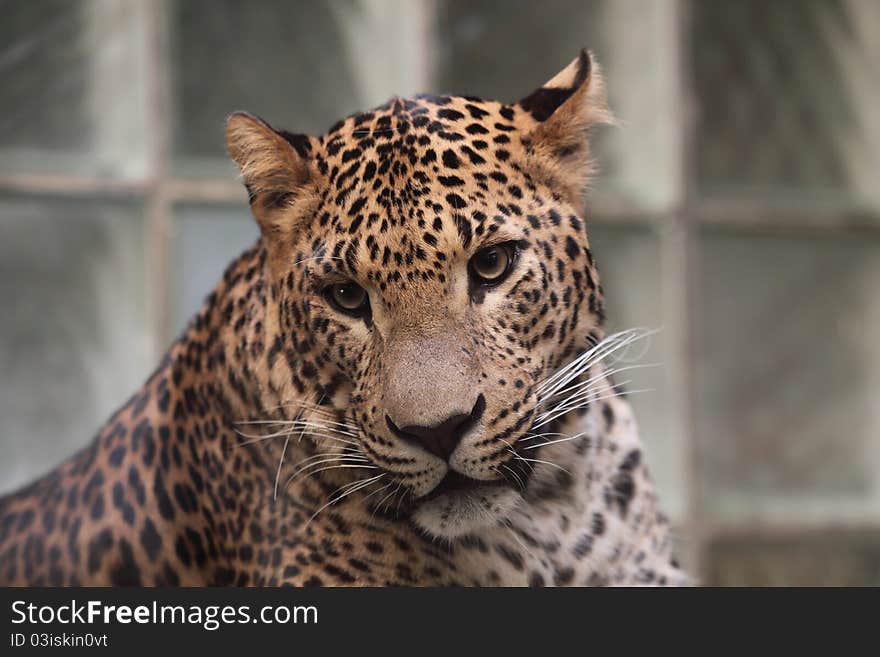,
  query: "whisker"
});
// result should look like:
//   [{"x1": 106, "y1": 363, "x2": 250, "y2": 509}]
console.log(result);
[
  {"x1": 289, "y1": 451, "x2": 369, "y2": 470},
  {"x1": 534, "y1": 378, "x2": 633, "y2": 426},
  {"x1": 395, "y1": 482, "x2": 409, "y2": 516},
  {"x1": 235, "y1": 421, "x2": 359, "y2": 441},
  {"x1": 512, "y1": 453, "x2": 571, "y2": 475},
  {"x1": 232, "y1": 432, "x2": 289, "y2": 448},
  {"x1": 306, "y1": 474, "x2": 386, "y2": 526},
  {"x1": 522, "y1": 432, "x2": 588, "y2": 450},
  {"x1": 536, "y1": 330, "x2": 636, "y2": 392},
  {"x1": 531, "y1": 387, "x2": 655, "y2": 431},
  {"x1": 384, "y1": 480, "x2": 406, "y2": 515},
  {"x1": 501, "y1": 519, "x2": 541, "y2": 565},
  {"x1": 536, "y1": 362, "x2": 660, "y2": 408},
  {"x1": 237, "y1": 399, "x2": 359, "y2": 432},
  {"x1": 234, "y1": 428, "x2": 358, "y2": 449},
  {"x1": 517, "y1": 431, "x2": 571, "y2": 443},
  {"x1": 260, "y1": 403, "x2": 358, "y2": 426},
  {"x1": 273, "y1": 429, "x2": 293, "y2": 501},
  {"x1": 286, "y1": 463, "x2": 378, "y2": 491},
  {"x1": 292, "y1": 255, "x2": 346, "y2": 267},
  {"x1": 498, "y1": 463, "x2": 526, "y2": 492},
  {"x1": 536, "y1": 328, "x2": 658, "y2": 397},
  {"x1": 286, "y1": 446, "x2": 367, "y2": 465},
  {"x1": 368, "y1": 482, "x2": 399, "y2": 521},
  {"x1": 234, "y1": 420, "x2": 359, "y2": 439},
  {"x1": 374, "y1": 484, "x2": 398, "y2": 514},
  {"x1": 275, "y1": 392, "x2": 328, "y2": 501}
]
